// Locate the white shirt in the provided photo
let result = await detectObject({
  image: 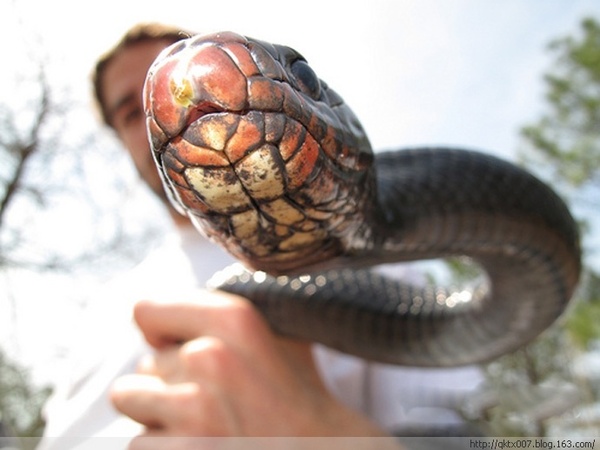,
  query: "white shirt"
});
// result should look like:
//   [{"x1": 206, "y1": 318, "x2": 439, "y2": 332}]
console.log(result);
[{"x1": 38, "y1": 226, "x2": 482, "y2": 450}]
